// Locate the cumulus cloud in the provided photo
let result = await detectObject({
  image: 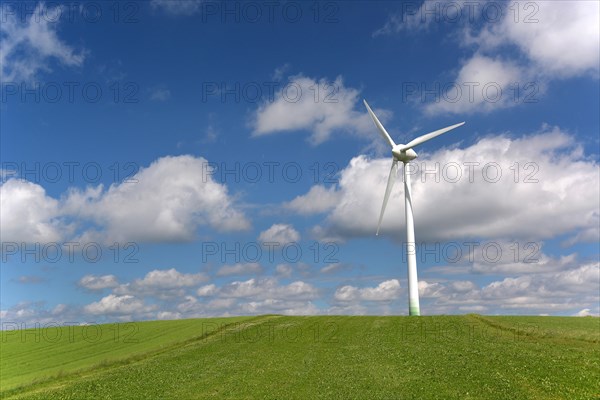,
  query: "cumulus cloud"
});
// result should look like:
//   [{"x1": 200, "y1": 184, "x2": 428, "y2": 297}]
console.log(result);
[
  {"x1": 66, "y1": 155, "x2": 250, "y2": 242},
  {"x1": 428, "y1": 1, "x2": 599, "y2": 114},
  {"x1": 196, "y1": 284, "x2": 216, "y2": 297},
  {"x1": 284, "y1": 185, "x2": 340, "y2": 215},
  {"x1": 0, "y1": 302, "x2": 81, "y2": 326},
  {"x1": 468, "y1": 245, "x2": 578, "y2": 276},
  {"x1": 419, "y1": 262, "x2": 599, "y2": 315},
  {"x1": 275, "y1": 264, "x2": 293, "y2": 278},
  {"x1": 0, "y1": 2, "x2": 86, "y2": 81},
  {"x1": 252, "y1": 74, "x2": 388, "y2": 144},
  {"x1": 217, "y1": 278, "x2": 319, "y2": 301},
  {"x1": 419, "y1": 281, "x2": 444, "y2": 298},
  {"x1": 183, "y1": 277, "x2": 320, "y2": 316},
  {"x1": 114, "y1": 268, "x2": 208, "y2": 299},
  {"x1": 84, "y1": 294, "x2": 154, "y2": 317},
  {"x1": 258, "y1": 223, "x2": 300, "y2": 244},
  {"x1": 216, "y1": 262, "x2": 263, "y2": 277},
  {"x1": 334, "y1": 279, "x2": 401, "y2": 302},
  {"x1": 424, "y1": 54, "x2": 530, "y2": 114},
  {"x1": 78, "y1": 275, "x2": 119, "y2": 291},
  {"x1": 561, "y1": 217, "x2": 600, "y2": 247},
  {"x1": 3, "y1": 261, "x2": 597, "y2": 322},
  {"x1": 0, "y1": 155, "x2": 250, "y2": 244},
  {"x1": 574, "y1": 309, "x2": 595, "y2": 317},
  {"x1": 465, "y1": 1, "x2": 600, "y2": 79},
  {"x1": 298, "y1": 127, "x2": 599, "y2": 243},
  {"x1": 0, "y1": 179, "x2": 69, "y2": 242},
  {"x1": 176, "y1": 278, "x2": 319, "y2": 317},
  {"x1": 156, "y1": 311, "x2": 182, "y2": 320},
  {"x1": 206, "y1": 298, "x2": 237, "y2": 310},
  {"x1": 240, "y1": 299, "x2": 320, "y2": 316},
  {"x1": 375, "y1": 2, "x2": 599, "y2": 114}
]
